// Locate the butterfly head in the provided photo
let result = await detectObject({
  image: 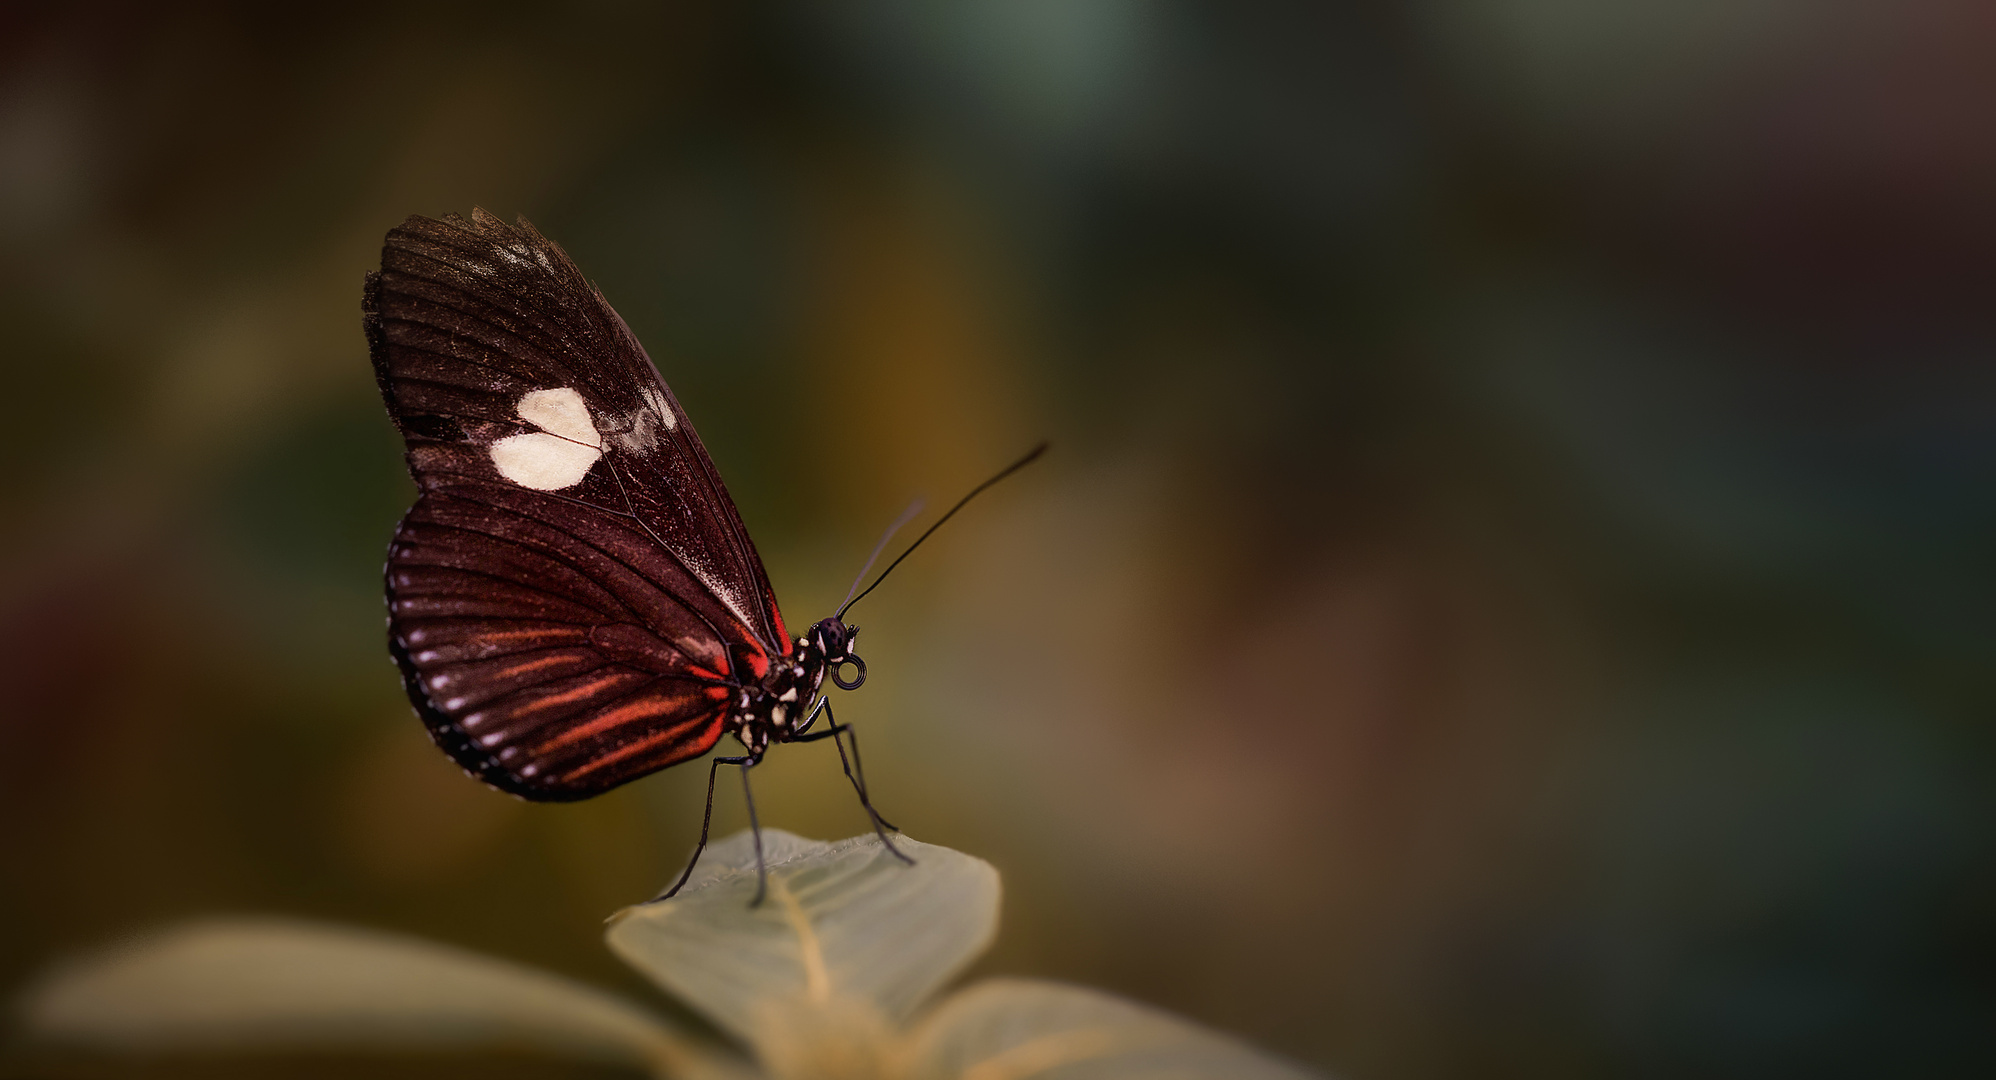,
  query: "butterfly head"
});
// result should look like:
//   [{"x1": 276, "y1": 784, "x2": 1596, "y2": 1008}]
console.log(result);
[{"x1": 809, "y1": 617, "x2": 867, "y2": 691}]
